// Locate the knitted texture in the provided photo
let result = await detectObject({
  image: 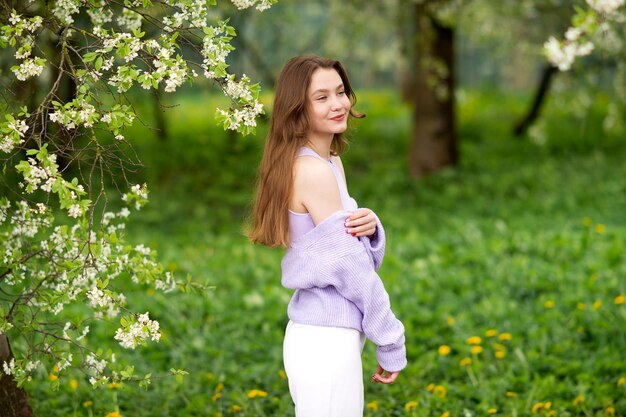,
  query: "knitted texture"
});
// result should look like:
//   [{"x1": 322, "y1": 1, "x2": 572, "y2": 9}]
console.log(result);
[{"x1": 281, "y1": 210, "x2": 407, "y2": 372}]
